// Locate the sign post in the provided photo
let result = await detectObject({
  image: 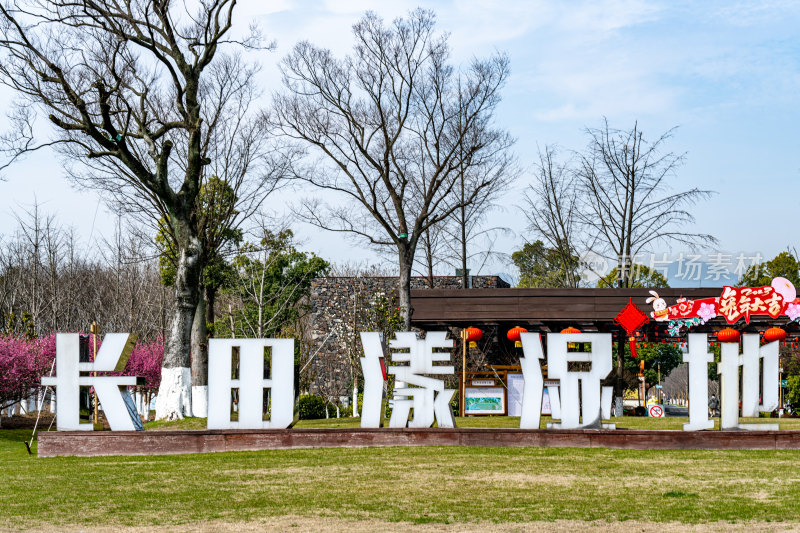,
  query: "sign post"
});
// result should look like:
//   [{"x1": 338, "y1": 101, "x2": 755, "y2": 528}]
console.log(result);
[{"x1": 461, "y1": 329, "x2": 466, "y2": 418}]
